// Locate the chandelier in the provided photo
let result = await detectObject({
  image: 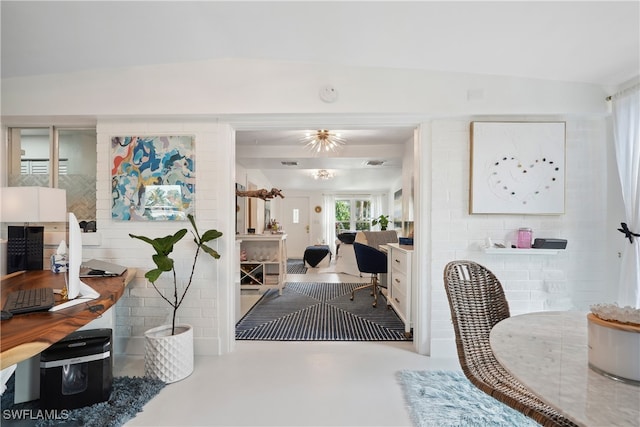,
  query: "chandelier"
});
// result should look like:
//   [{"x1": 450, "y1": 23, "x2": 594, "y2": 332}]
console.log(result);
[
  {"x1": 301, "y1": 130, "x2": 346, "y2": 154},
  {"x1": 312, "y1": 169, "x2": 334, "y2": 180}
]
